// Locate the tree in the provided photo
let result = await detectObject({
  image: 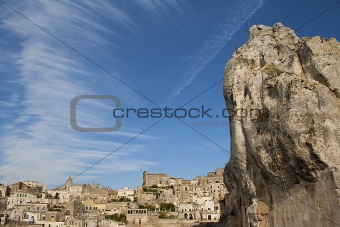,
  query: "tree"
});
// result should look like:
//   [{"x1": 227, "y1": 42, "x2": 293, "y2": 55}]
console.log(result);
[
  {"x1": 119, "y1": 197, "x2": 131, "y2": 202},
  {"x1": 111, "y1": 197, "x2": 131, "y2": 202},
  {"x1": 54, "y1": 192, "x2": 60, "y2": 199},
  {"x1": 160, "y1": 202, "x2": 175, "y2": 212},
  {"x1": 105, "y1": 214, "x2": 127, "y2": 223},
  {"x1": 139, "y1": 204, "x2": 155, "y2": 211}
]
